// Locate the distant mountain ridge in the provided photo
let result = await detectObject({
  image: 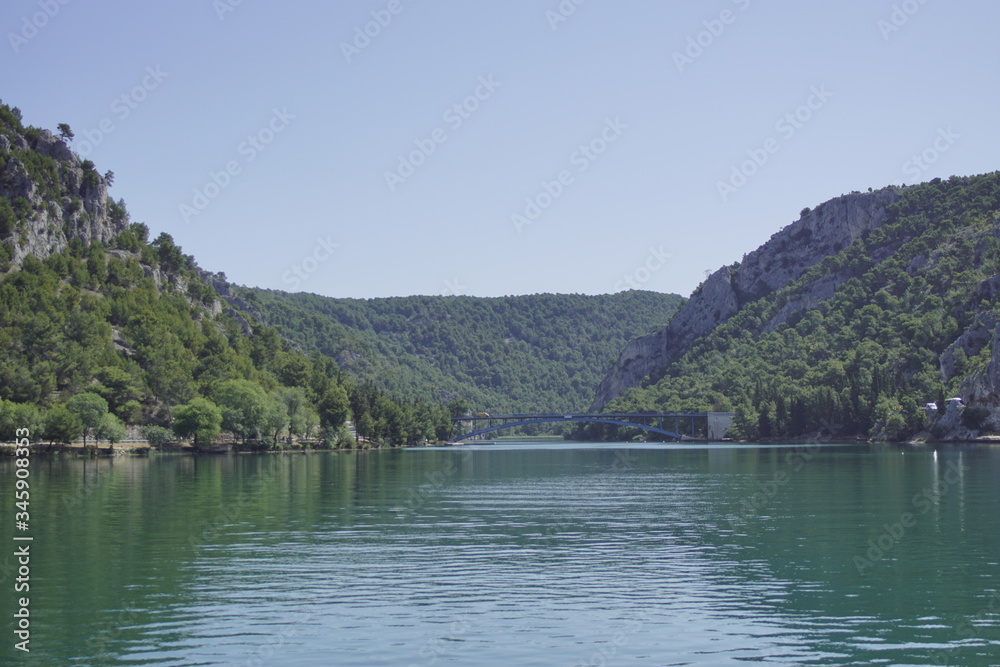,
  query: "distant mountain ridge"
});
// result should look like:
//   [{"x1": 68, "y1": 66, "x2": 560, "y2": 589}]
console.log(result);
[{"x1": 234, "y1": 288, "x2": 683, "y2": 415}]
